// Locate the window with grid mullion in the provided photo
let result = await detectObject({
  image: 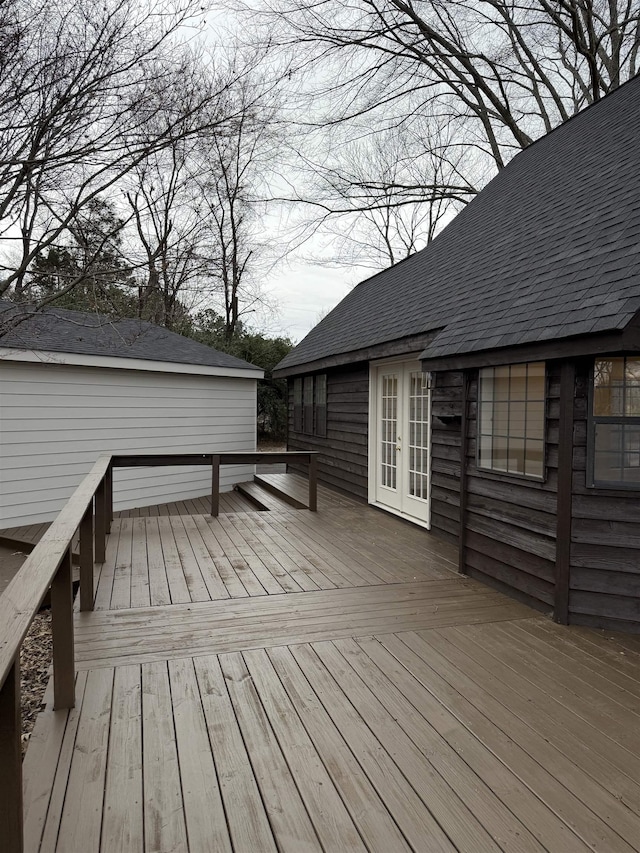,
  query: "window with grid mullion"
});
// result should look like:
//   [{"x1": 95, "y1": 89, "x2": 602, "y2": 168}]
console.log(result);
[
  {"x1": 478, "y1": 363, "x2": 545, "y2": 479},
  {"x1": 591, "y1": 356, "x2": 640, "y2": 487}
]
